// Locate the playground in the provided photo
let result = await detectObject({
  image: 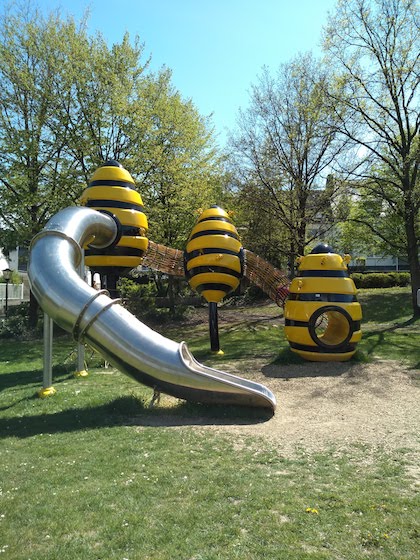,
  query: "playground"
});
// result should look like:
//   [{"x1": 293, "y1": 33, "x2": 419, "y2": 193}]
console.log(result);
[
  {"x1": 0, "y1": 162, "x2": 419, "y2": 558},
  {"x1": 0, "y1": 292, "x2": 419, "y2": 560}
]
